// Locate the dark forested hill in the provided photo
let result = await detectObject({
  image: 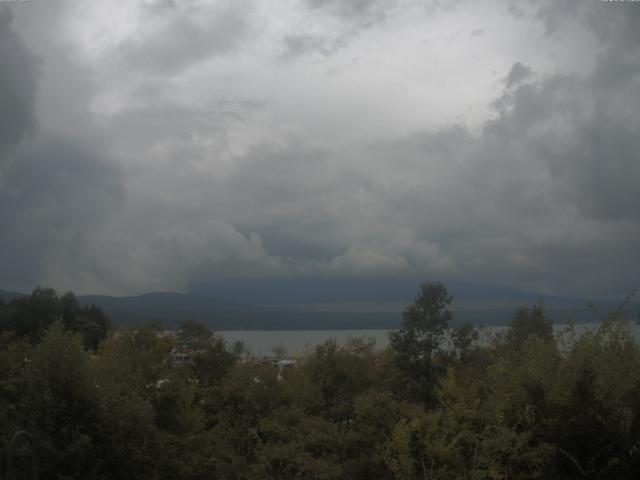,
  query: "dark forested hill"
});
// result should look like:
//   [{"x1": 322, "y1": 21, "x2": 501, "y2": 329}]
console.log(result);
[
  {"x1": 77, "y1": 292, "x2": 401, "y2": 330},
  {"x1": 0, "y1": 289, "x2": 26, "y2": 302},
  {"x1": 3, "y1": 287, "x2": 635, "y2": 330},
  {"x1": 76, "y1": 289, "x2": 628, "y2": 330}
]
